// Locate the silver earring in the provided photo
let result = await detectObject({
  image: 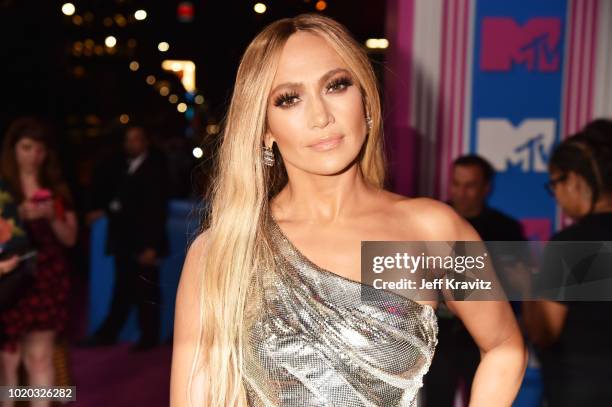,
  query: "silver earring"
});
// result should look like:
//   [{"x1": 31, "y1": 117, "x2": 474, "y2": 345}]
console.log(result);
[
  {"x1": 263, "y1": 145, "x2": 275, "y2": 167},
  {"x1": 366, "y1": 115, "x2": 373, "y2": 130}
]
